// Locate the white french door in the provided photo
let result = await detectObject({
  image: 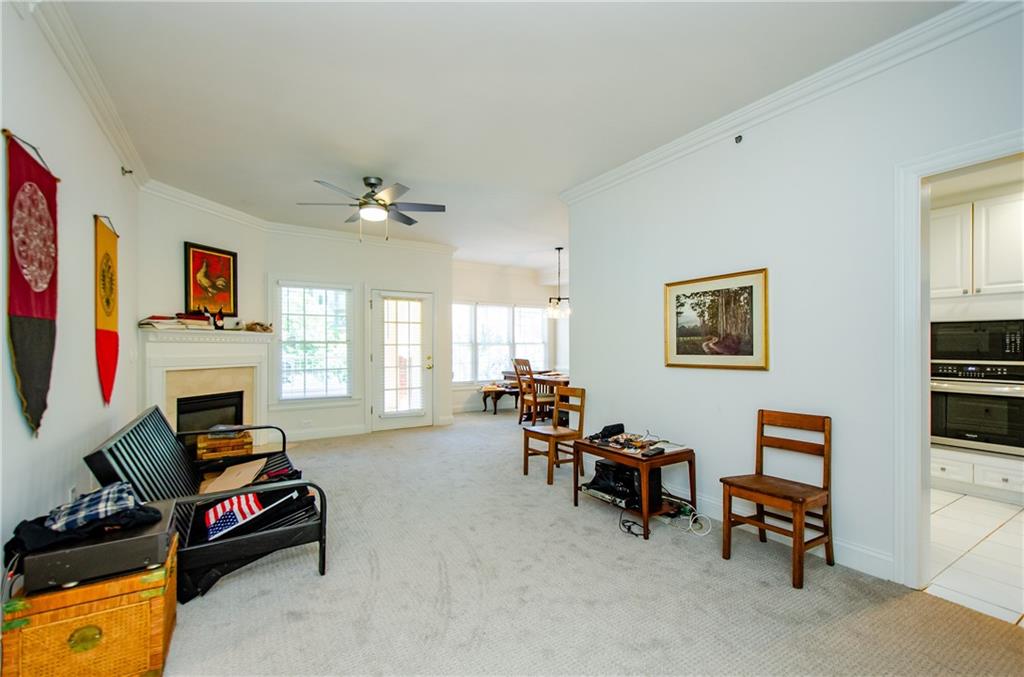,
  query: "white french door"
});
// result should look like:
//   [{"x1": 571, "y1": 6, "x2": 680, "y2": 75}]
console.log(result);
[{"x1": 370, "y1": 290, "x2": 434, "y2": 431}]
